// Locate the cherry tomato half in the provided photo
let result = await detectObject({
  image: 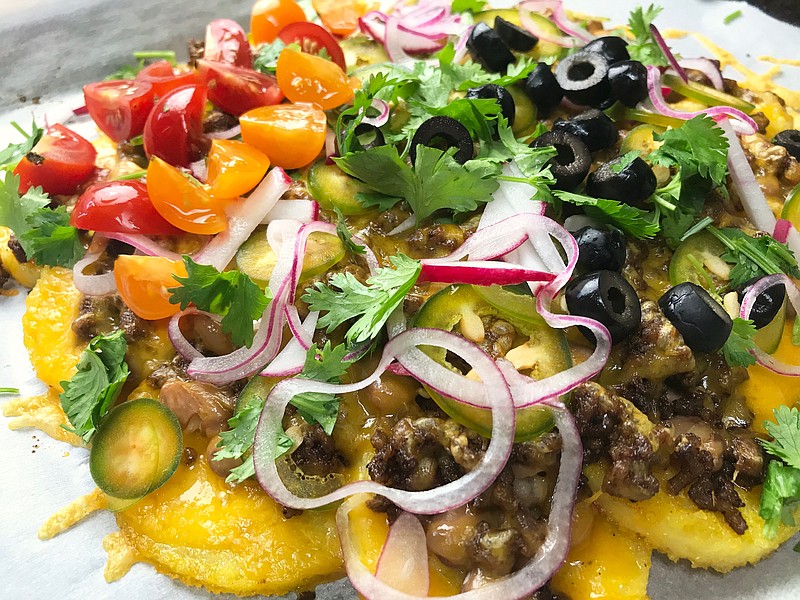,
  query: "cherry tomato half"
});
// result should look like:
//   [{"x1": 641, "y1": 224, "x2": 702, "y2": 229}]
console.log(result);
[
  {"x1": 251, "y1": 0, "x2": 306, "y2": 45},
  {"x1": 83, "y1": 80, "x2": 156, "y2": 142},
  {"x1": 276, "y1": 47, "x2": 354, "y2": 110},
  {"x1": 136, "y1": 61, "x2": 198, "y2": 98},
  {"x1": 204, "y1": 18, "x2": 253, "y2": 67},
  {"x1": 147, "y1": 156, "x2": 229, "y2": 234},
  {"x1": 14, "y1": 124, "x2": 97, "y2": 195},
  {"x1": 207, "y1": 139, "x2": 270, "y2": 198},
  {"x1": 143, "y1": 84, "x2": 208, "y2": 168},
  {"x1": 277, "y1": 22, "x2": 346, "y2": 71},
  {"x1": 114, "y1": 255, "x2": 187, "y2": 321},
  {"x1": 71, "y1": 180, "x2": 182, "y2": 235},
  {"x1": 196, "y1": 60, "x2": 283, "y2": 116},
  {"x1": 240, "y1": 104, "x2": 326, "y2": 170},
  {"x1": 312, "y1": 0, "x2": 375, "y2": 36}
]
